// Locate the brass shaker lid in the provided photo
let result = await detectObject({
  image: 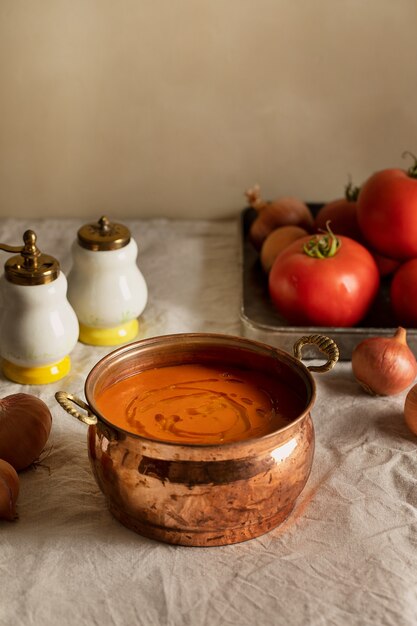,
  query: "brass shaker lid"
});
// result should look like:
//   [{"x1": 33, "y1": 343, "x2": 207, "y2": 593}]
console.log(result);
[
  {"x1": 0, "y1": 230, "x2": 60, "y2": 286},
  {"x1": 77, "y1": 216, "x2": 131, "y2": 251}
]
